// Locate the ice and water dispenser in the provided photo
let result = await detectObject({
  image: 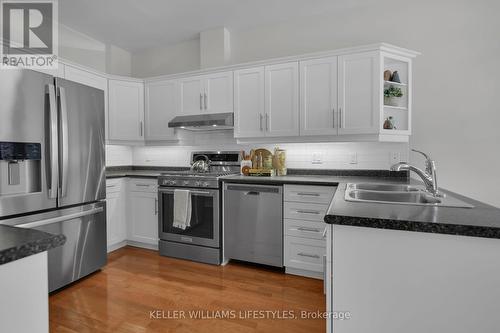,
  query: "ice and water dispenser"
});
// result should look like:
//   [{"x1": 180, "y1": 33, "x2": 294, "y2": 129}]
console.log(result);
[{"x1": 0, "y1": 142, "x2": 42, "y2": 196}]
